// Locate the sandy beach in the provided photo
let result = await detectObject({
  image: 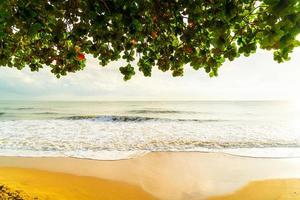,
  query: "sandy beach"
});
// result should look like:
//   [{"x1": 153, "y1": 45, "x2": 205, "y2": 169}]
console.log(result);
[{"x1": 1, "y1": 152, "x2": 300, "y2": 200}]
